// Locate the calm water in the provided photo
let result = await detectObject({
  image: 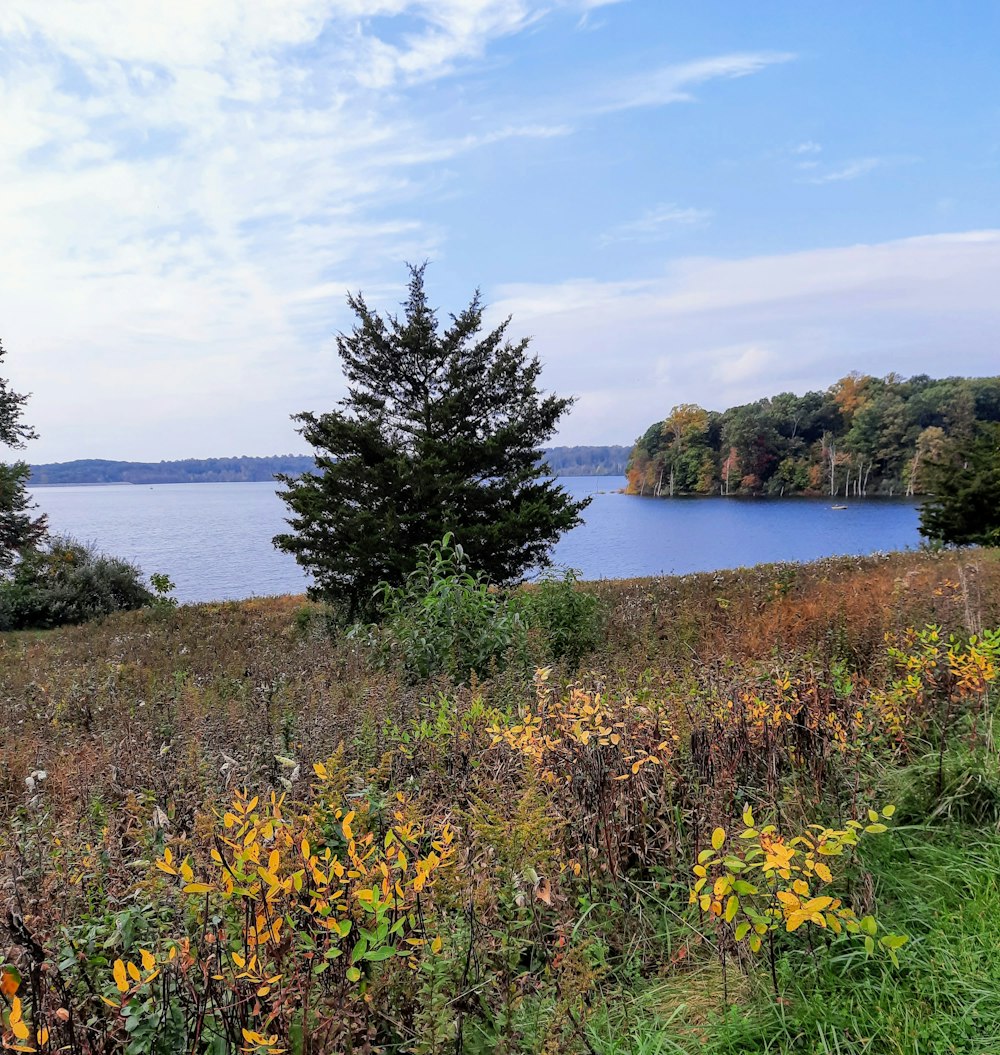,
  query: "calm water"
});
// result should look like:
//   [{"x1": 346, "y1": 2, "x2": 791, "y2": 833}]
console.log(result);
[{"x1": 30, "y1": 478, "x2": 923, "y2": 604}]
